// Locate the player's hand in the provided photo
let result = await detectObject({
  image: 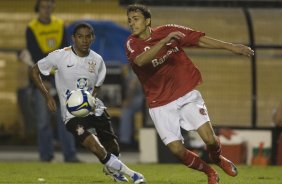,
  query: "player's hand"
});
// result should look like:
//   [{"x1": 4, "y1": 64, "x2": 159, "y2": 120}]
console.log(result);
[
  {"x1": 45, "y1": 94, "x2": 57, "y2": 112},
  {"x1": 94, "y1": 98, "x2": 107, "y2": 116},
  {"x1": 161, "y1": 31, "x2": 185, "y2": 45},
  {"x1": 231, "y1": 44, "x2": 254, "y2": 57}
]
